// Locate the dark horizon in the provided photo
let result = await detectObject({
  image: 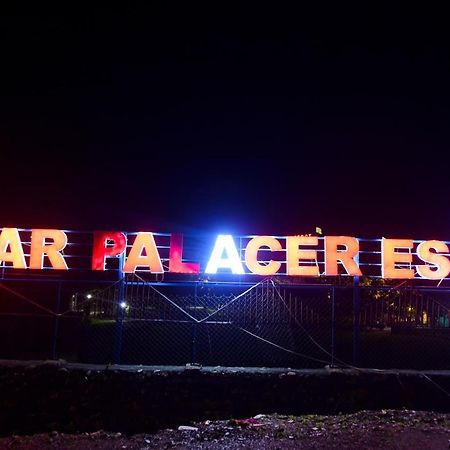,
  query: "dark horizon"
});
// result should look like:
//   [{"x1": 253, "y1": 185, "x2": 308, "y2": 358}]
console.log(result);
[{"x1": 1, "y1": 8, "x2": 449, "y2": 239}]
